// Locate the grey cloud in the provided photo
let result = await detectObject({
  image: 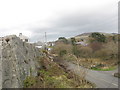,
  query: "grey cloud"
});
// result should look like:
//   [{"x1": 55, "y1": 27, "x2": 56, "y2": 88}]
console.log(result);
[{"x1": 28, "y1": 6, "x2": 117, "y2": 42}]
